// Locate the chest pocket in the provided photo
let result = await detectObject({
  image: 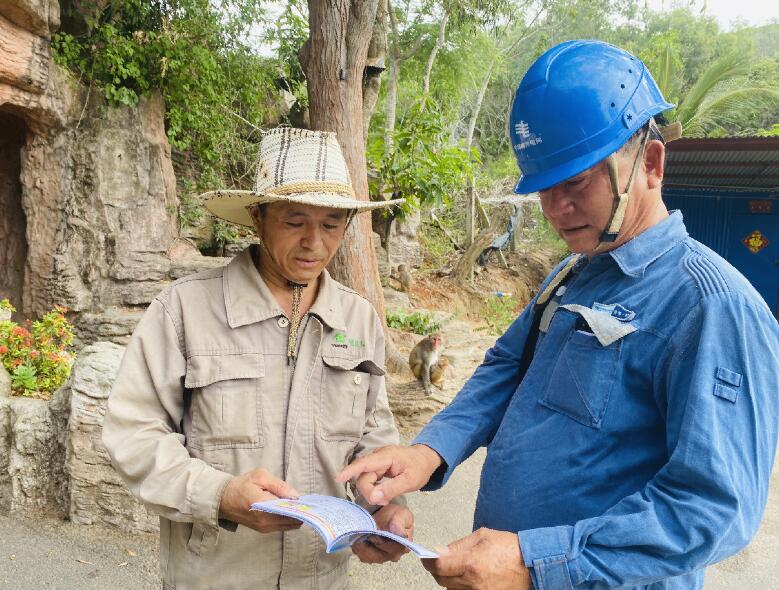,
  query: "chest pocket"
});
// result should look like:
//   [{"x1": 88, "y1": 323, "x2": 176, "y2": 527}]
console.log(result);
[
  {"x1": 185, "y1": 352, "x2": 264, "y2": 449},
  {"x1": 539, "y1": 307, "x2": 633, "y2": 429},
  {"x1": 319, "y1": 355, "x2": 383, "y2": 442}
]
